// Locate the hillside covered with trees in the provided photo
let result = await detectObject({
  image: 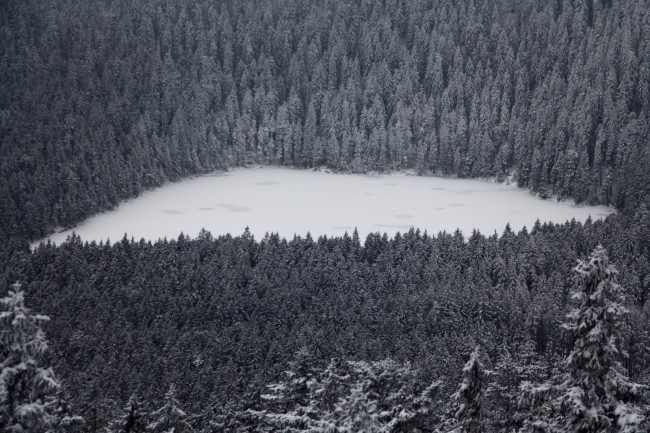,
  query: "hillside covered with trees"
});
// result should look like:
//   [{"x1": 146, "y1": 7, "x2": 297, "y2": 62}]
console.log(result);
[
  {"x1": 2, "y1": 211, "x2": 650, "y2": 431},
  {"x1": 1, "y1": 0, "x2": 649, "y2": 239},
  {"x1": 1, "y1": 0, "x2": 650, "y2": 431}
]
